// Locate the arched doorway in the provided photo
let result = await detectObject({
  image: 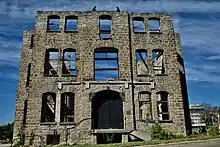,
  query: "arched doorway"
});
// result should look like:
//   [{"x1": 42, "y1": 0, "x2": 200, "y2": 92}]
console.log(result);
[{"x1": 91, "y1": 90, "x2": 124, "y2": 129}]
